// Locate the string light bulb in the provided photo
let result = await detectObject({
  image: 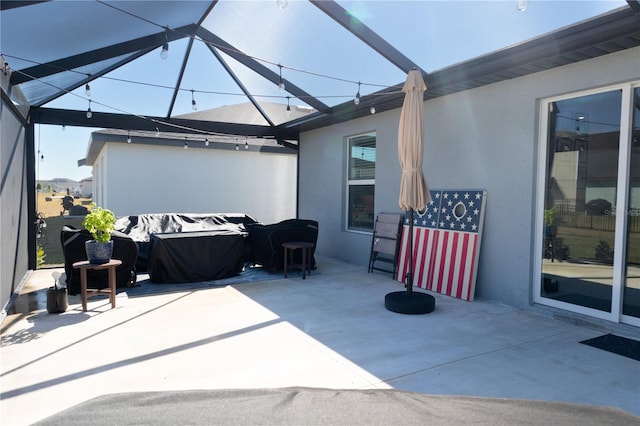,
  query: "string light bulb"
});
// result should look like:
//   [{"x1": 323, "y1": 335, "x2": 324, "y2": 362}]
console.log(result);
[
  {"x1": 286, "y1": 96, "x2": 291, "y2": 117},
  {"x1": 245, "y1": 139, "x2": 249, "y2": 150},
  {"x1": 205, "y1": 137, "x2": 209, "y2": 147},
  {"x1": 278, "y1": 64, "x2": 285, "y2": 91},
  {"x1": 517, "y1": 0, "x2": 527, "y2": 11},
  {"x1": 161, "y1": 27, "x2": 169, "y2": 59},
  {"x1": 370, "y1": 101, "x2": 376, "y2": 115},
  {"x1": 155, "y1": 127, "x2": 160, "y2": 137},
  {"x1": 86, "y1": 100, "x2": 92, "y2": 118},
  {"x1": 575, "y1": 113, "x2": 586, "y2": 134},
  {"x1": 354, "y1": 82, "x2": 361, "y2": 105},
  {"x1": 191, "y1": 89, "x2": 197, "y2": 111},
  {"x1": 85, "y1": 82, "x2": 91, "y2": 98},
  {"x1": 184, "y1": 141, "x2": 188, "y2": 149},
  {"x1": 127, "y1": 130, "x2": 131, "y2": 143},
  {"x1": 235, "y1": 142, "x2": 240, "y2": 151}
]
